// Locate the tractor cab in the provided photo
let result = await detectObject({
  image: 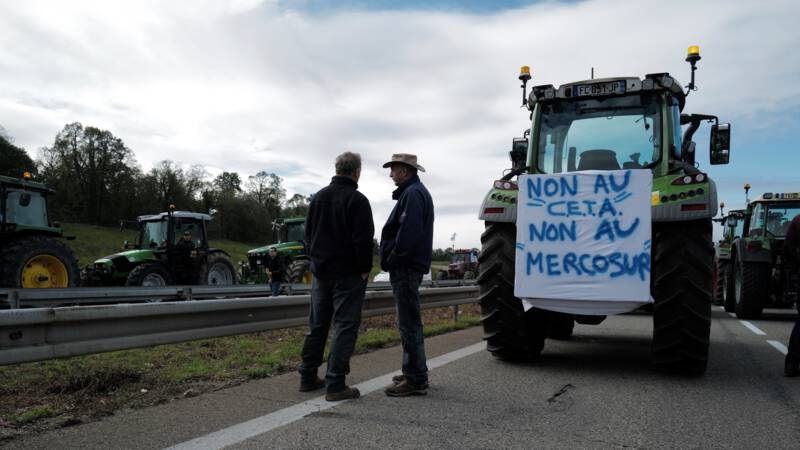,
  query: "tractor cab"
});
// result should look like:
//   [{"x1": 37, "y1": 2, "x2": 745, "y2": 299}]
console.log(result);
[
  {"x1": 136, "y1": 211, "x2": 210, "y2": 251},
  {"x1": 275, "y1": 218, "x2": 306, "y2": 244},
  {"x1": 0, "y1": 174, "x2": 56, "y2": 233}
]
